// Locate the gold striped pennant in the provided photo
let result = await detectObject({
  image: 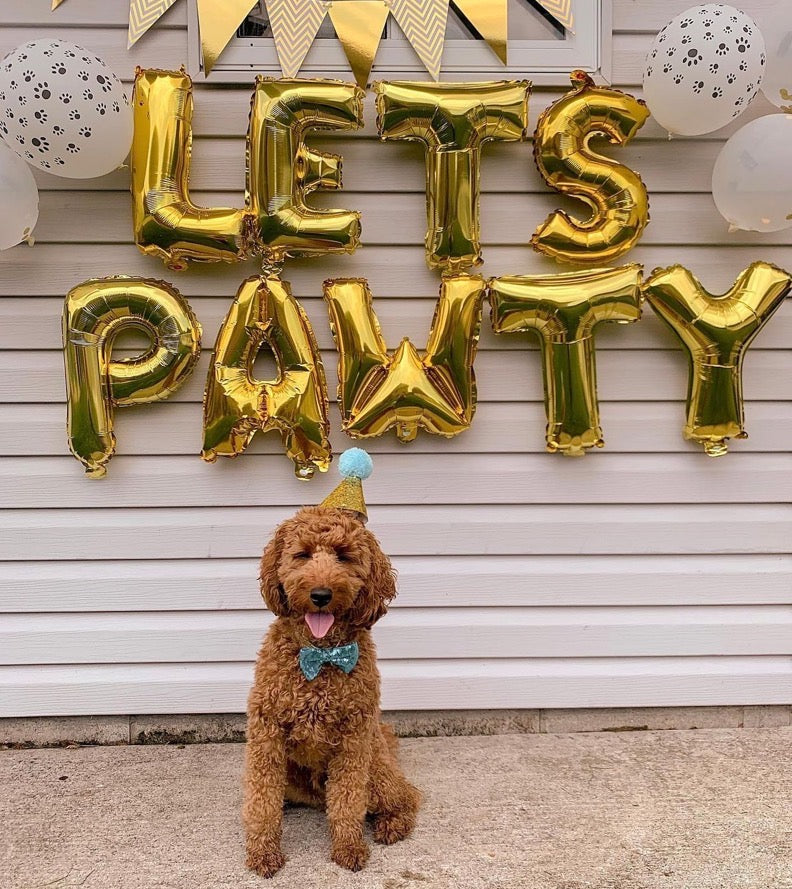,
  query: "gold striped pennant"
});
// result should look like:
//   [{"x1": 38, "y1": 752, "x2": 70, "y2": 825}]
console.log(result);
[
  {"x1": 389, "y1": 0, "x2": 450, "y2": 81},
  {"x1": 267, "y1": 0, "x2": 329, "y2": 78},
  {"x1": 452, "y1": 0, "x2": 507, "y2": 64},
  {"x1": 328, "y1": 0, "x2": 390, "y2": 89},
  {"x1": 536, "y1": 0, "x2": 574, "y2": 32},
  {"x1": 128, "y1": 0, "x2": 180, "y2": 48}
]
